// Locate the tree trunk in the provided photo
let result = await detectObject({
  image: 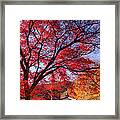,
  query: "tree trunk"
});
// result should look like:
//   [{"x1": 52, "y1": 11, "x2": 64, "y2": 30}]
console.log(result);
[
  {"x1": 25, "y1": 90, "x2": 30, "y2": 100},
  {"x1": 24, "y1": 70, "x2": 30, "y2": 100}
]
